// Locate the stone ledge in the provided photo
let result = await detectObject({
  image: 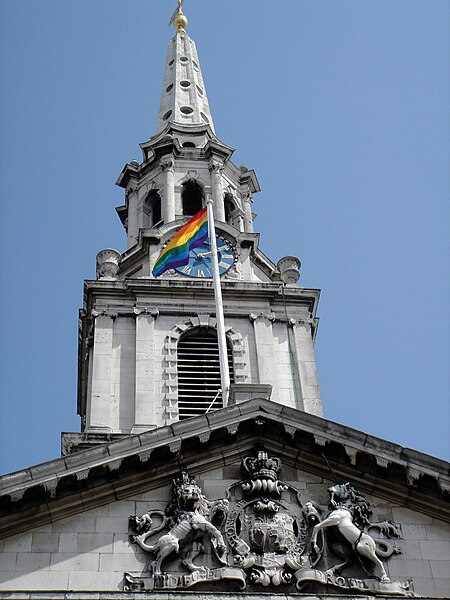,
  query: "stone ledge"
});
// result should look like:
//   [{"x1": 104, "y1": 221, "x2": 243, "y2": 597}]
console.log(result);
[
  {"x1": 0, "y1": 399, "x2": 449, "y2": 539},
  {"x1": 0, "y1": 593, "x2": 441, "y2": 600},
  {"x1": 229, "y1": 383, "x2": 272, "y2": 404}
]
